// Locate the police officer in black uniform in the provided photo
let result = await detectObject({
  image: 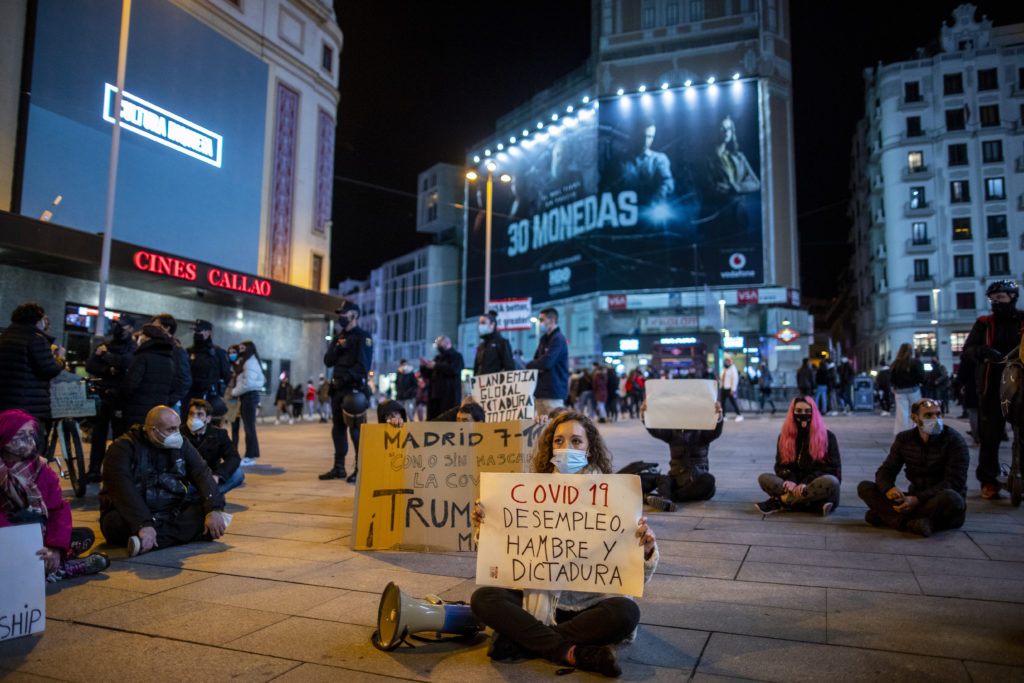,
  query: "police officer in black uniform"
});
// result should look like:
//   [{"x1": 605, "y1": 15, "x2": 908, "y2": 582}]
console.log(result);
[
  {"x1": 320, "y1": 300, "x2": 372, "y2": 482},
  {"x1": 184, "y1": 319, "x2": 232, "y2": 420},
  {"x1": 962, "y1": 280, "x2": 1024, "y2": 499},
  {"x1": 84, "y1": 314, "x2": 137, "y2": 483}
]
